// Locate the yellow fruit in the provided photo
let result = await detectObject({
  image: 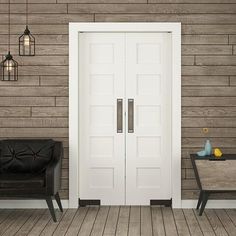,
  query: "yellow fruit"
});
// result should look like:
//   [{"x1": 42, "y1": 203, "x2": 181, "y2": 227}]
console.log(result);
[{"x1": 214, "y1": 148, "x2": 222, "y2": 157}]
